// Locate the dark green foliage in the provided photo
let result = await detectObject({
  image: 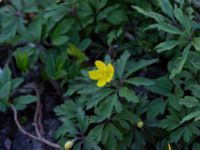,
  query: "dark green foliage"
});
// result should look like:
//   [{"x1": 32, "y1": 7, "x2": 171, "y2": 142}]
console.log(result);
[{"x1": 1, "y1": 0, "x2": 200, "y2": 149}]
